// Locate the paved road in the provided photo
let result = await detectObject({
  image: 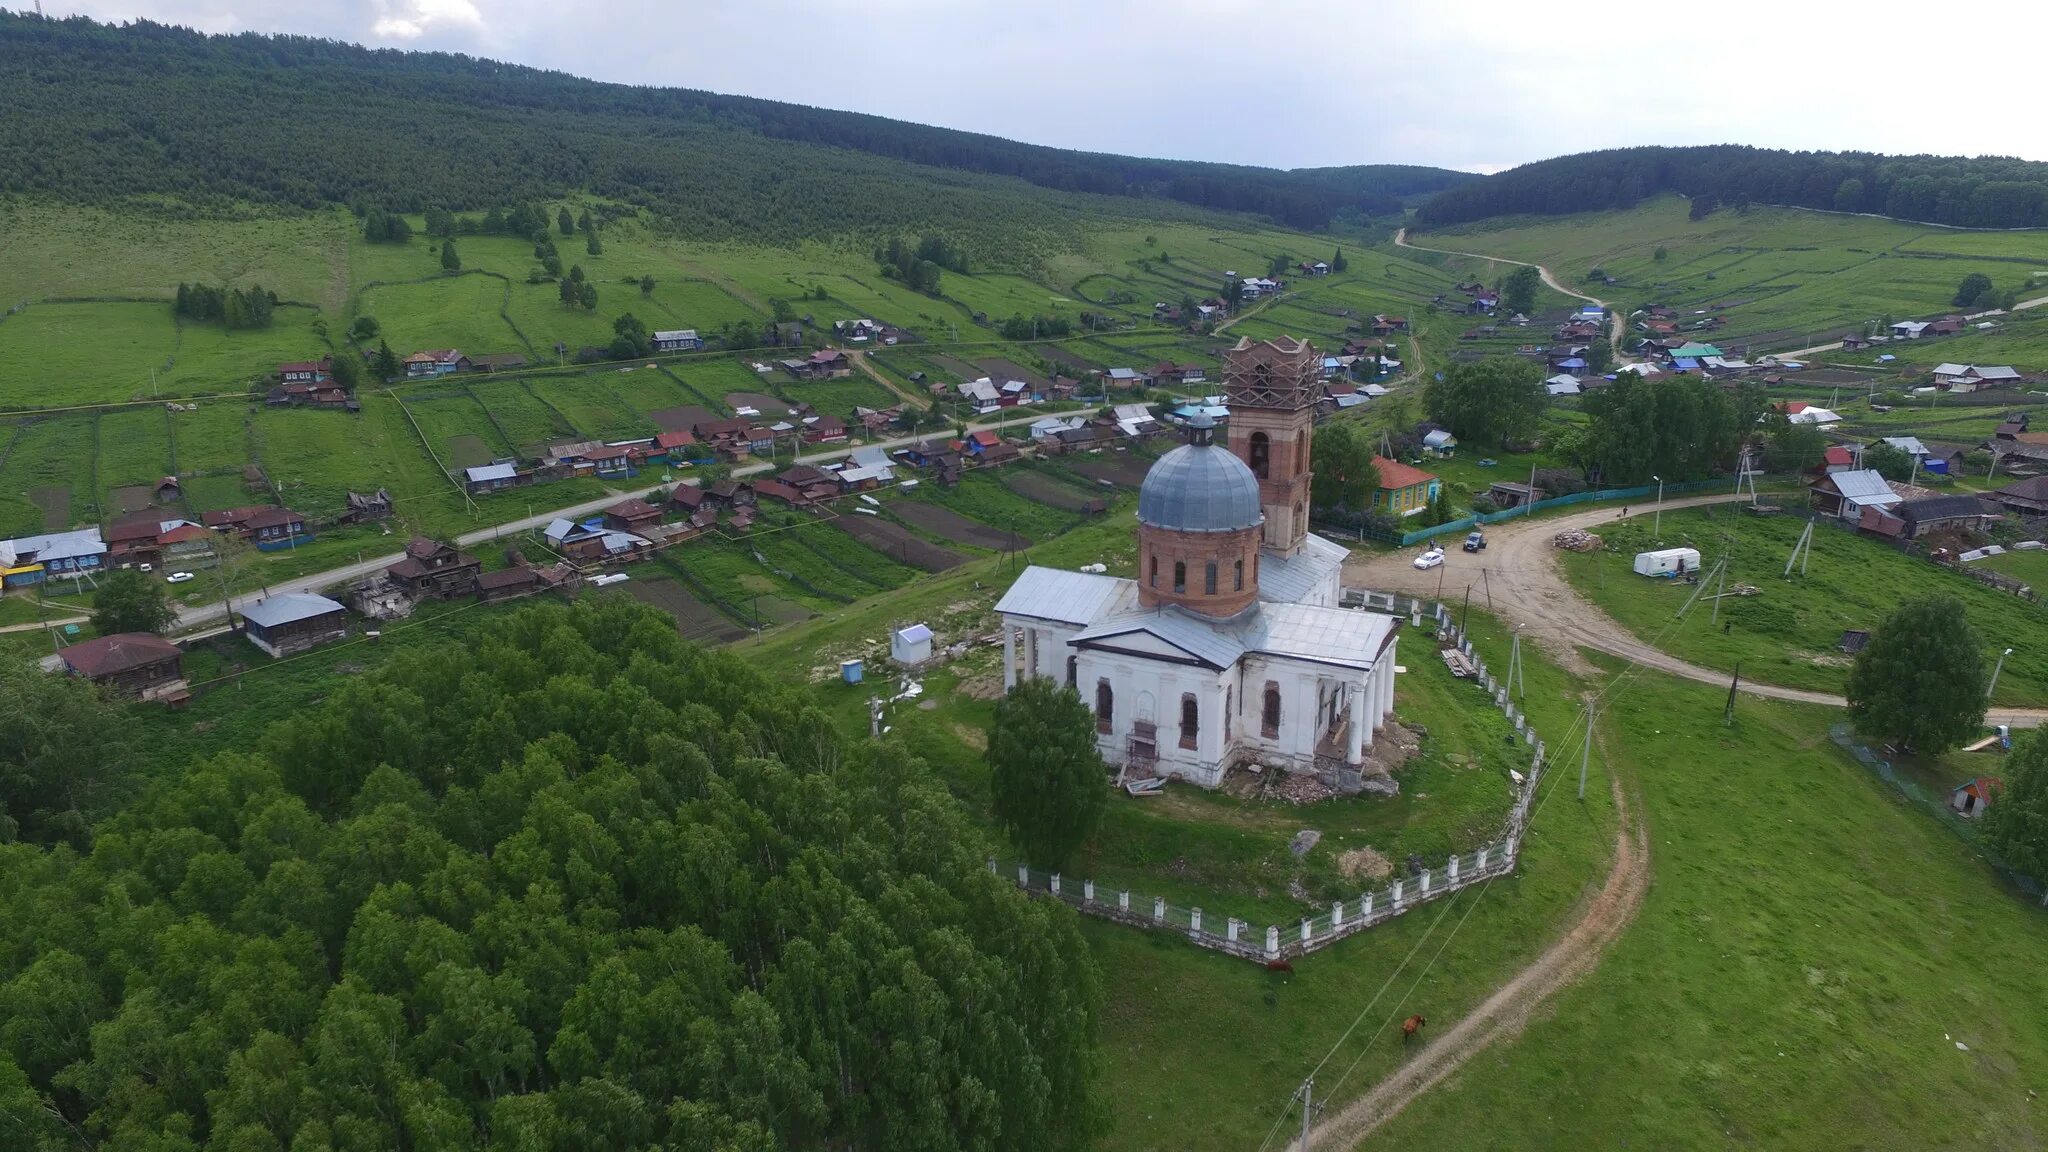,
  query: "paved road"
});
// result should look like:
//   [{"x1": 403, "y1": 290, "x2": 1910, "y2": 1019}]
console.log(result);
[
  {"x1": 1780, "y1": 295, "x2": 2048, "y2": 359},
  {"x1": 1342, "y1": 496, "x2": 2048, "y2": 728}
]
